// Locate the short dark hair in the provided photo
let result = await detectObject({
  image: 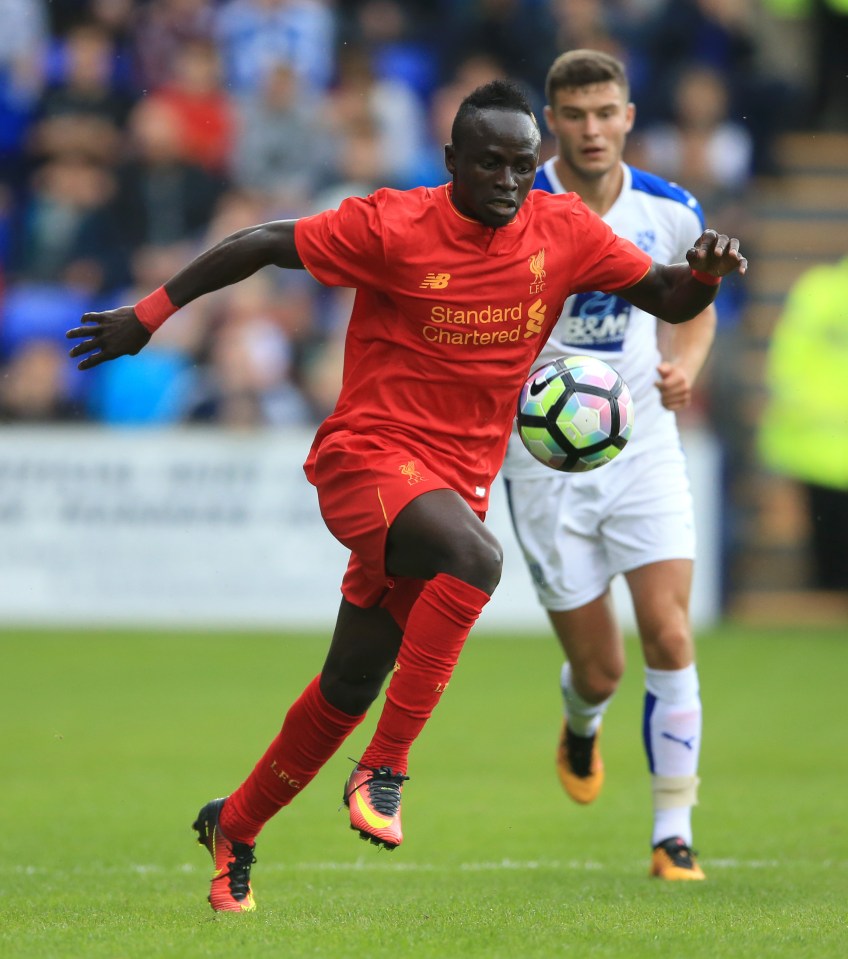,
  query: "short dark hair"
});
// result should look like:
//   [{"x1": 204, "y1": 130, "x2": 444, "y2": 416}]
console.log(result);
[
  {"x1": 545, "y1": 49, "x2": 629, "y2": 105},
  {"x1": 451, "y1": 79, "x2": 538, "y2": 148}
]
